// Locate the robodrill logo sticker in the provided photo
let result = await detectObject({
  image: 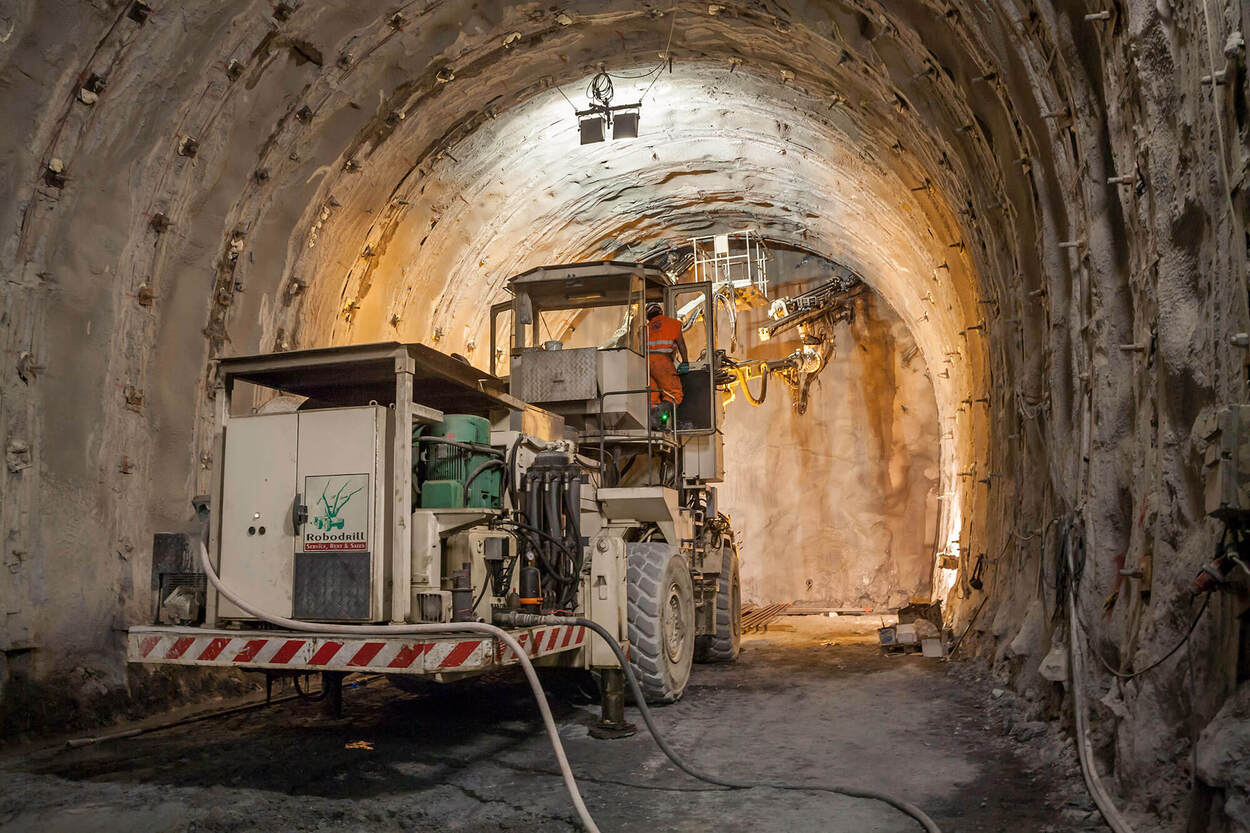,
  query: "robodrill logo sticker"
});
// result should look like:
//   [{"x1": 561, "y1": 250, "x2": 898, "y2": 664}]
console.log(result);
[{"x1": 303, "y1": 474, "x2": 369, "y2": 551}]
